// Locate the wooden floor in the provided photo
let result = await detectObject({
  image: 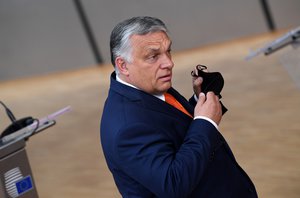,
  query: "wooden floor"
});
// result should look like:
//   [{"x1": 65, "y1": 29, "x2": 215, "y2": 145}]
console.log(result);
[{"x1": 1, "y1": 32, "x2": 299, "y2": 198}]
